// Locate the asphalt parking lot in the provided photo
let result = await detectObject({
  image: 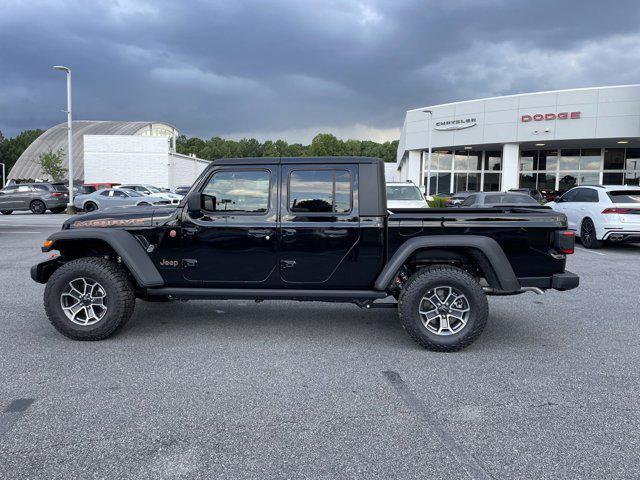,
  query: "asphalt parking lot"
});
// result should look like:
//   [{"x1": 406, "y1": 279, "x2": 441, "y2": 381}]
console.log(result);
[{"x1": 0, "y1": 212, "x2": 638, "y2": 479}]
